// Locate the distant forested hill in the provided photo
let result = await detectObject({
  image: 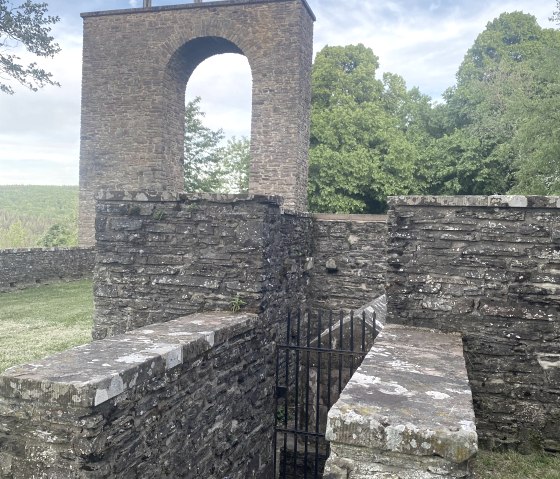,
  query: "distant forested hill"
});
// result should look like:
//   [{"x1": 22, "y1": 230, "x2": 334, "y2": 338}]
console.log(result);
[{"x1": 0, "y1": 186, "x2": 79, "y2": 248}]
